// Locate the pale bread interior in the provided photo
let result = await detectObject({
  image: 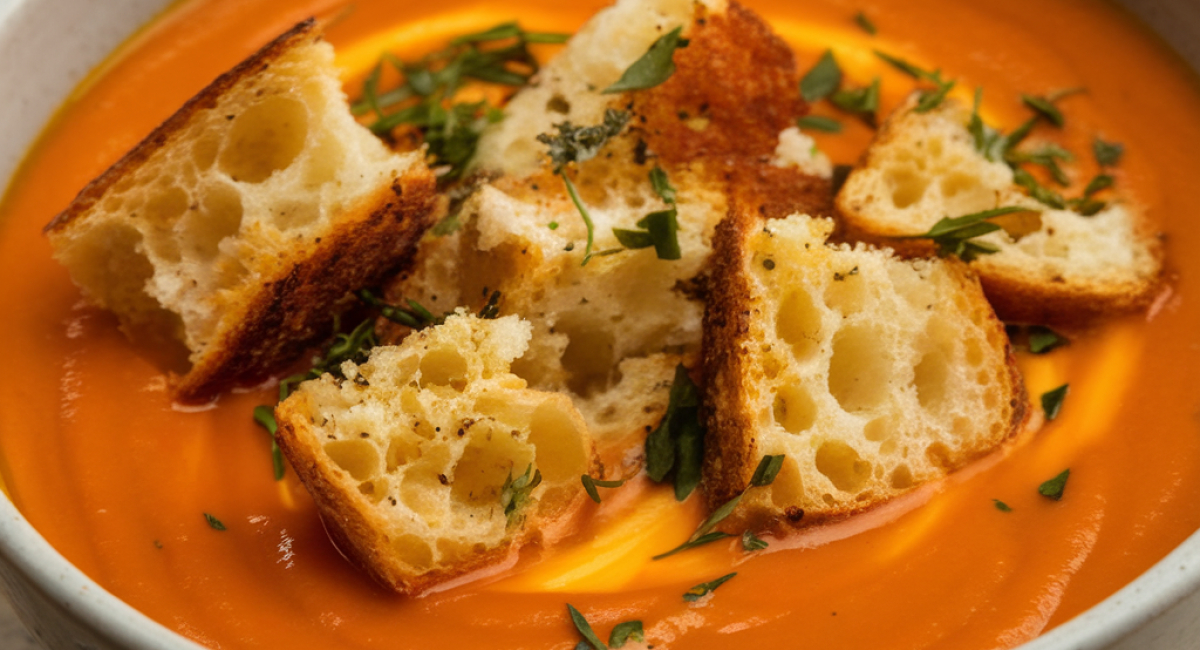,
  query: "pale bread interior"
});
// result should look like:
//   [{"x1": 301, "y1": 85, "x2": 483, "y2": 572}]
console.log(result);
[
  {"x1": 710, "y1": 215, "x2": 1023, "y2": 522},
  {"x1": 836, "y1": 96, "x2": 1159, "y2": 302},
  {"x1": 49, "y1": 29, "x2": 425, "y2": 363},
  {"x1": 394, "y1": 160, "x2": 725, "y2": 447},
  {"x1": 276, "y1": 314, "x2": 594, "y2": 590}
]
